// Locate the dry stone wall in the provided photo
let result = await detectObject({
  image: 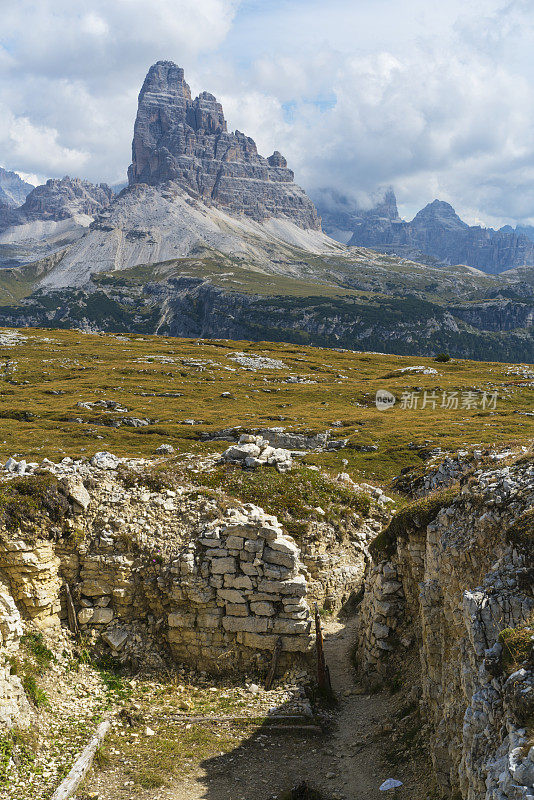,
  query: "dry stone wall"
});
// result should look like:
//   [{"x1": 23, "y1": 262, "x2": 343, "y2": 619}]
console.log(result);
[
  {"x1": 68, "y1": 502, "x2": 313, "y2": 674},
  {"x1": 0, "y1": 451, "x2": 382, "y2": 727}
]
